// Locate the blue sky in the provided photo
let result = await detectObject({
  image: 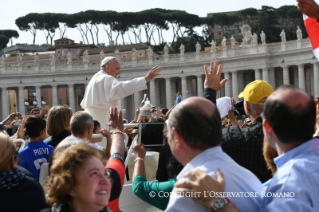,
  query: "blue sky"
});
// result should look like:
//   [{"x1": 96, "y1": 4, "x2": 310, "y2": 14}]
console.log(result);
[{"x1": 1, "y1": 0, "x2": 296, "y2": 45}]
